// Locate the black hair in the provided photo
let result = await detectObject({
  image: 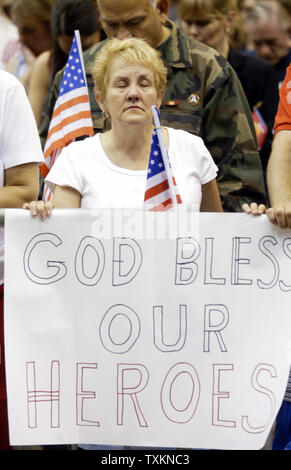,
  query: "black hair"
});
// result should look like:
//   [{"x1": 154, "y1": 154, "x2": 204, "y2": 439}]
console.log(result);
[
  {"x1": 50, "y1": 0, "x2": 105, "y2": 83},
  {"x1": 51, "y1": 0, "x2": 100, "y2": 37}
]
